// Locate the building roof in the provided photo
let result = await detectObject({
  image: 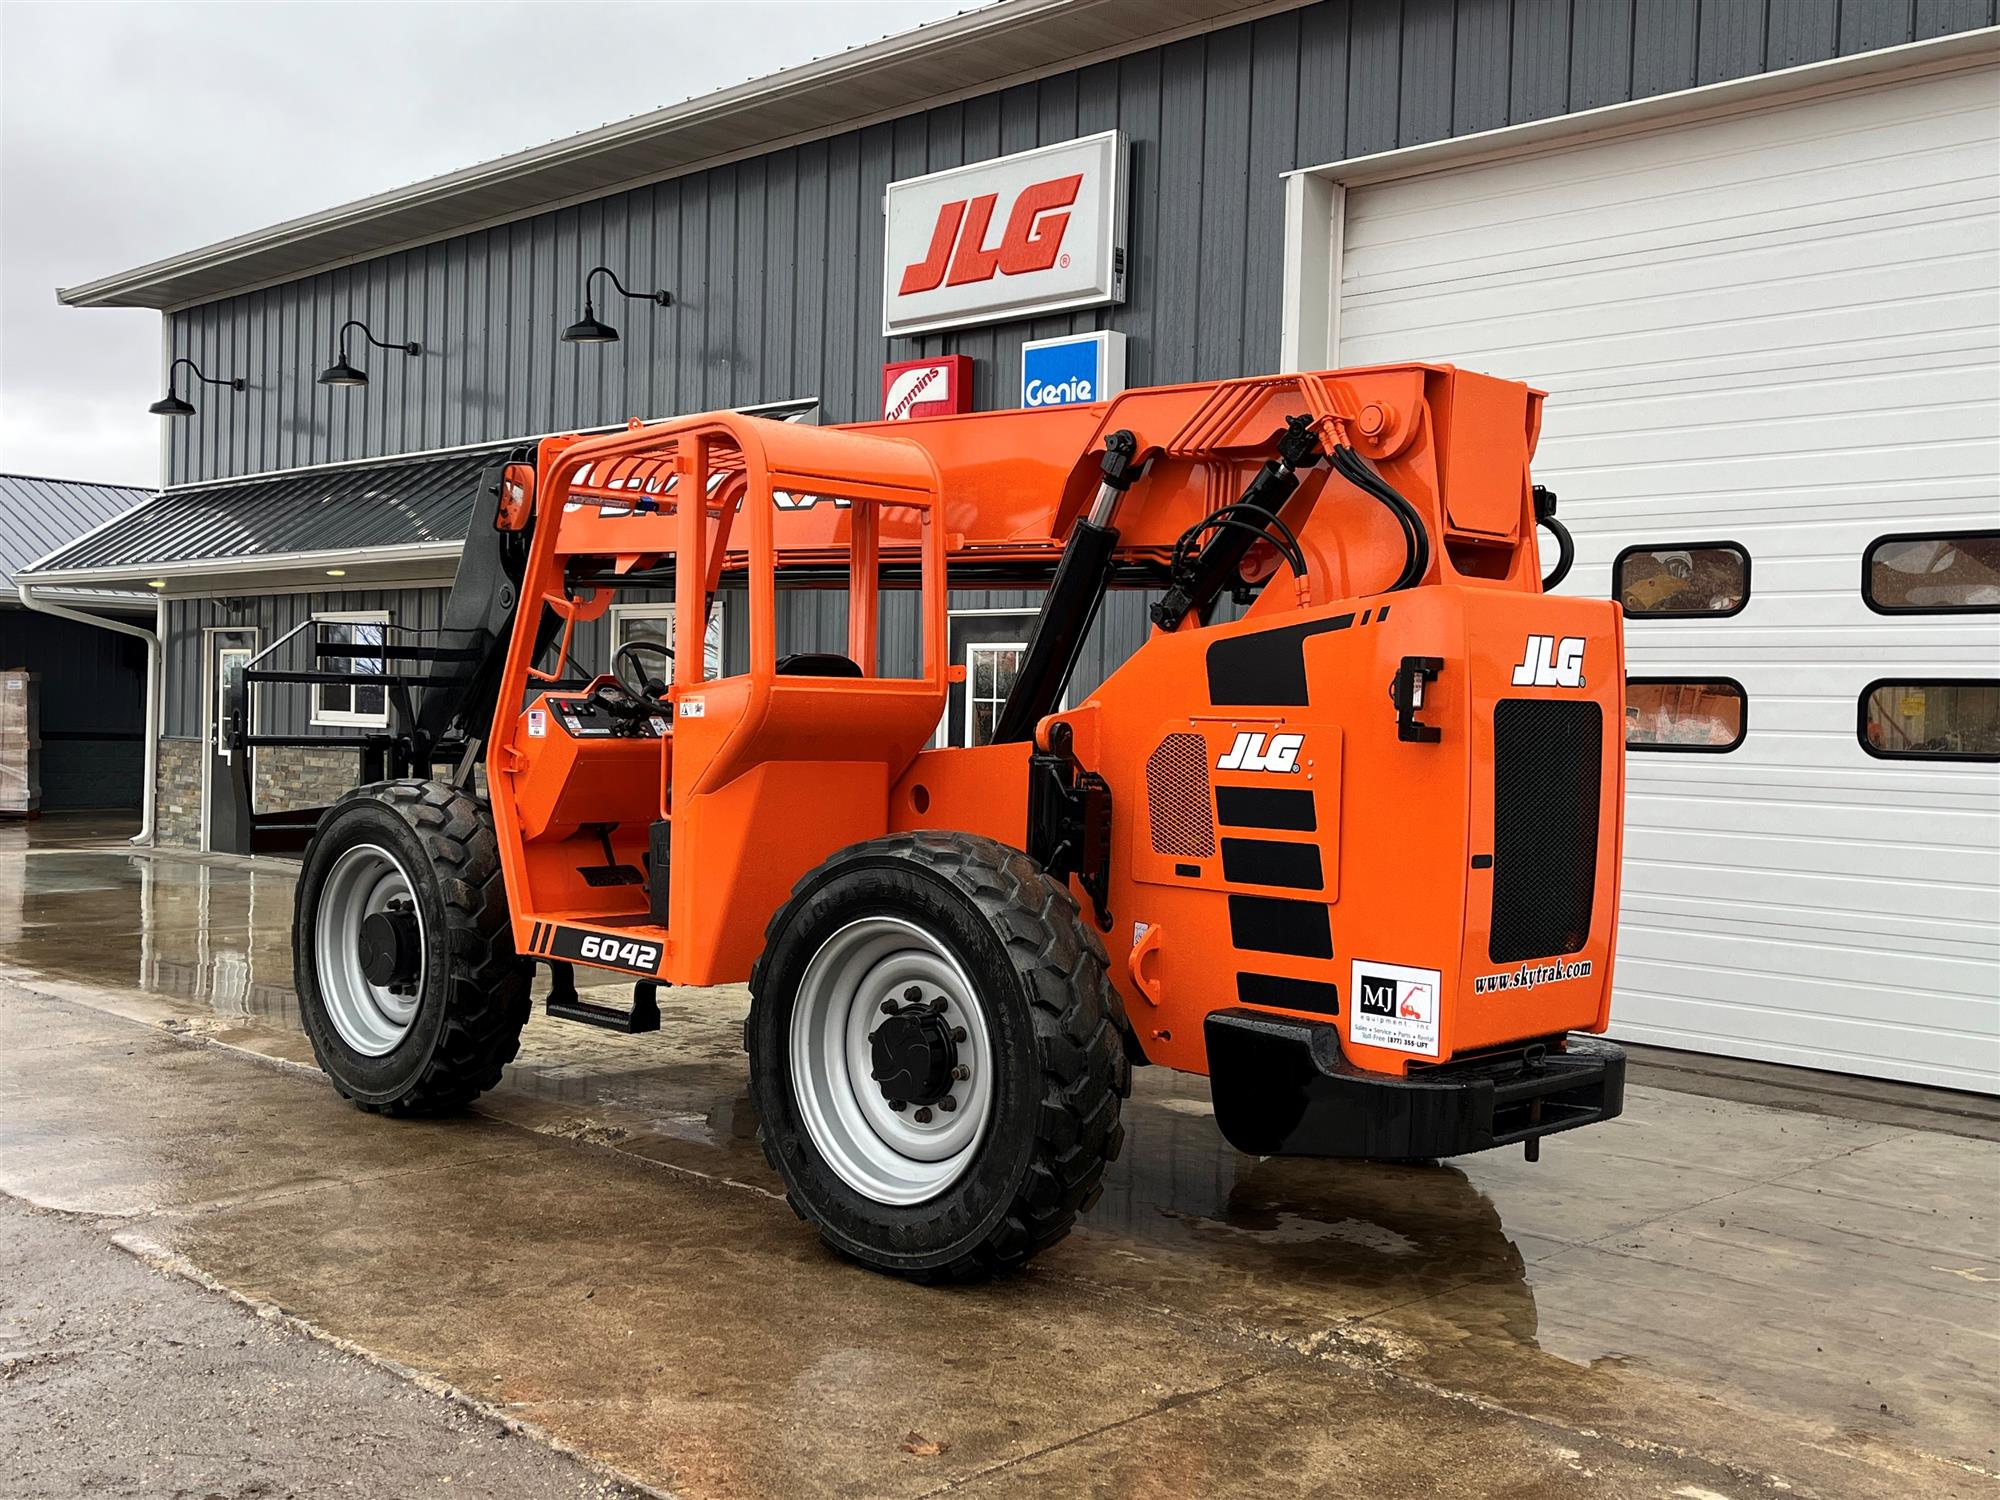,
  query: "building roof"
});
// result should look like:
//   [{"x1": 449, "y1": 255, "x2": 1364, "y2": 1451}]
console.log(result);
[
  {"x1": 0, "y1": 472, "x2": 153, "y2": 599},
  {"x1": 56, "y1": 0, "x2": 1292, "y2": 312},
  {"x1": 21, "y1": 446, "x2": 513, "y2": 591},
  {"x1": 17, "y1": 398, "x2": 821, "y2": 592}
]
